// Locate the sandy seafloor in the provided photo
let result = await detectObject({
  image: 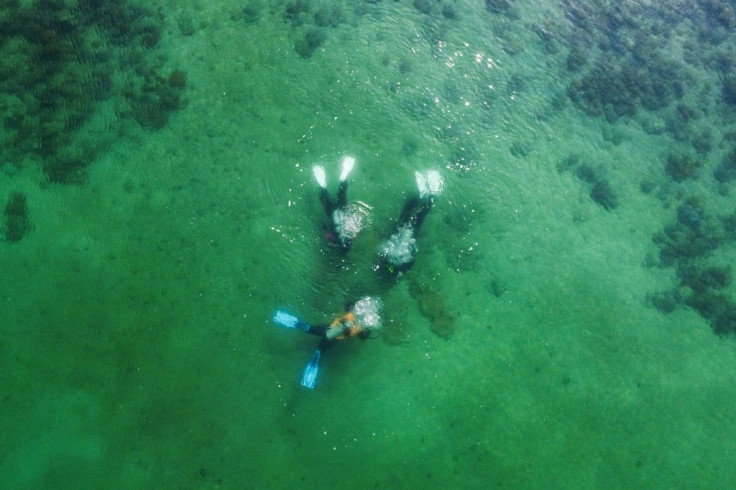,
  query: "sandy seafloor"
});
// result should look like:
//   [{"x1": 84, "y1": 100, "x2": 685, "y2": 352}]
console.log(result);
[{"x1": 1, "y1": 0, "x2": 736, "y2": 488}]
